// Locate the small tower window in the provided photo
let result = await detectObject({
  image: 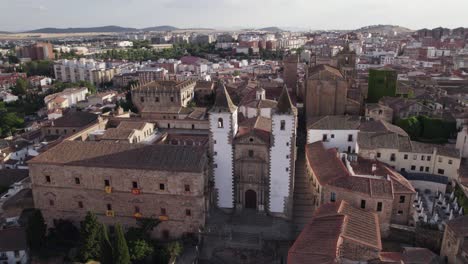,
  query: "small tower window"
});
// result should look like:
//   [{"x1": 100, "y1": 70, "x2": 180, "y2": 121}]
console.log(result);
[
  {"x1": 155, "y1": 97, "x2": 159, "y2": 102},
  {"x1": 280, "y1": 120, "x2": 285, "y2": 130},
  {"x1": 218, "y1": 118, "x2": 224, "y2": 128}
]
